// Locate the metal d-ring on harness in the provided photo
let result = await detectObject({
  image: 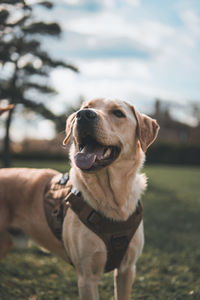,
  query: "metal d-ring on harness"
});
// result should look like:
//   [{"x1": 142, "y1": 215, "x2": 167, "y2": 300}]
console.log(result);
[{"x1": 44, "y1": 173, "x2": 143, "y2": 273}]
